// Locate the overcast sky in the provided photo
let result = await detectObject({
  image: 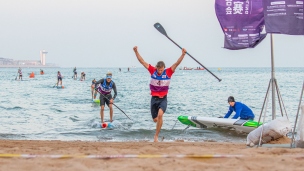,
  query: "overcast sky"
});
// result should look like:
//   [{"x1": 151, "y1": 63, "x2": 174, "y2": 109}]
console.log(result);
[{"x1": 0, "y1": 0, "x2": 303, "y2": 68}]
